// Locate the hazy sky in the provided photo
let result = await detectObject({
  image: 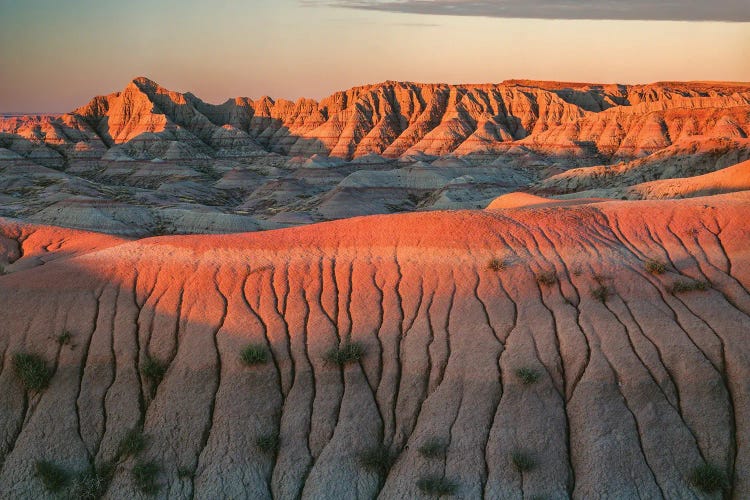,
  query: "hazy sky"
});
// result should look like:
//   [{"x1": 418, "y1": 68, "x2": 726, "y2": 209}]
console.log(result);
[{"x1": 1, "y1": 0, "x2": 748, "y2": 112}]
